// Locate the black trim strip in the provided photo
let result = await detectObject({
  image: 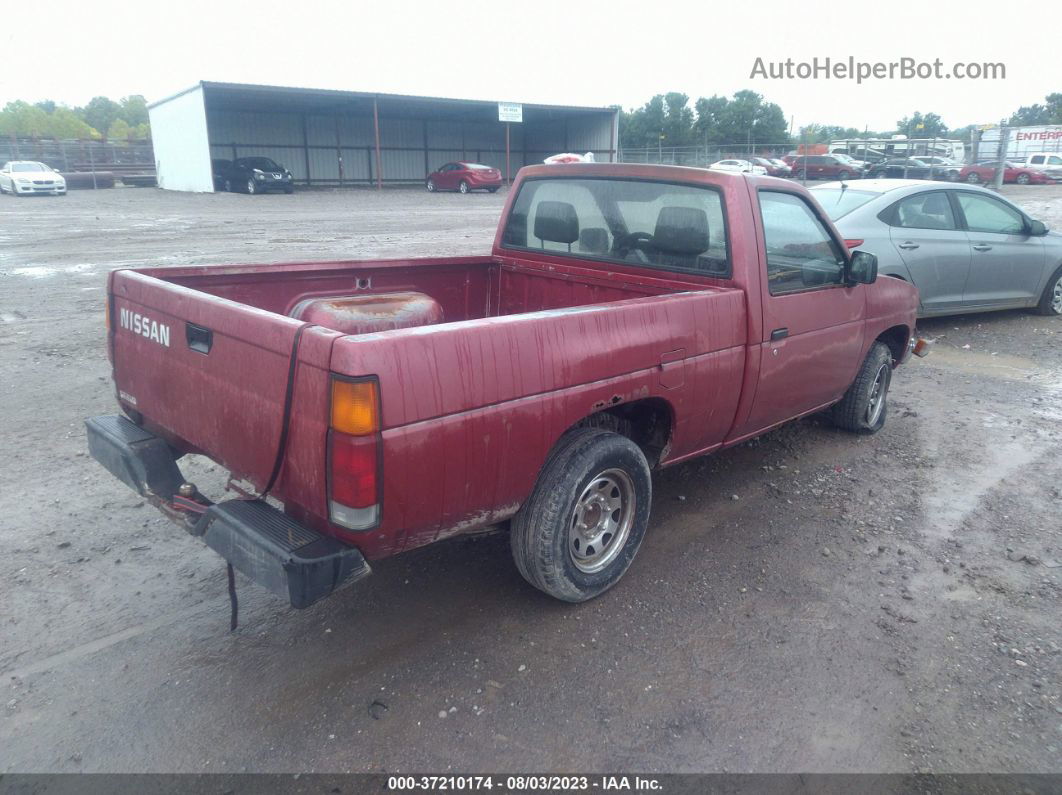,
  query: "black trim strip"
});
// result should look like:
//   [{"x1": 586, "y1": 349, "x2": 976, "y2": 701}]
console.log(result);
[{"x1": 261, "y1": 322, "x2": 314, "y2": 497}]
